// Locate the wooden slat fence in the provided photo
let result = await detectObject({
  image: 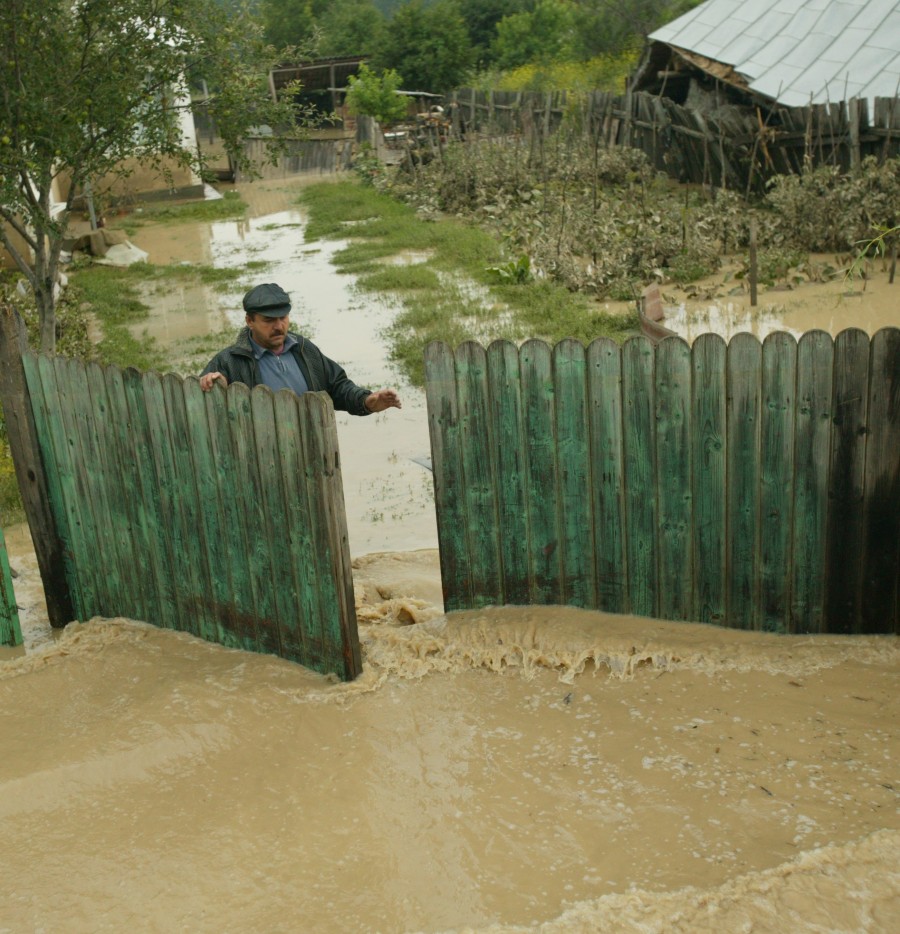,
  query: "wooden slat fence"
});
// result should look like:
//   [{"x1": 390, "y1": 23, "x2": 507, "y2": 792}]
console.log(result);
[
  {"x1": 18, "y1": 352, "x2": 361, "y2": 679},
  {"x1": 0, "y1": 524, "x2": 22, "y2": 647},
  {"x1": 451, "y1": 89, "x2": 900, "y2": 190},
  {"x1": 424, "y1": 329, "x2": 900, "y2": 634}
]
